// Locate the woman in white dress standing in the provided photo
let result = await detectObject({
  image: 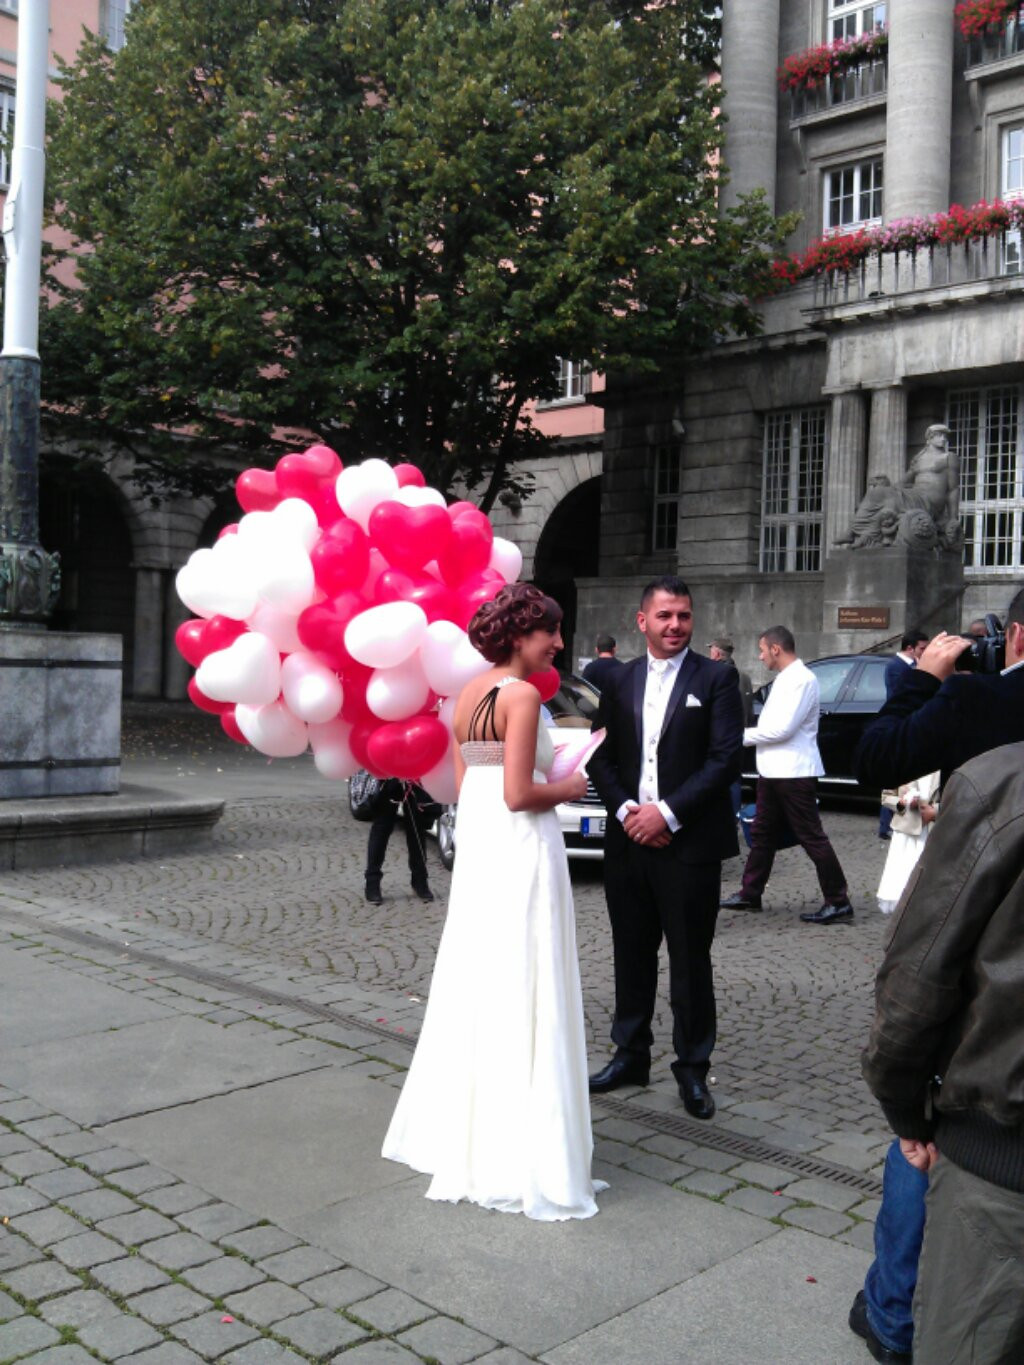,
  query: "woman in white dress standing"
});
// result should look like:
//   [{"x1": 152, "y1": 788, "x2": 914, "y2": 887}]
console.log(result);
[
  {"x1": 382, "y1": 583, "x2": 606, "y2": 1220},
  {"x1": 876, "y1": 770, "x2": 941, "y2": 914}
]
